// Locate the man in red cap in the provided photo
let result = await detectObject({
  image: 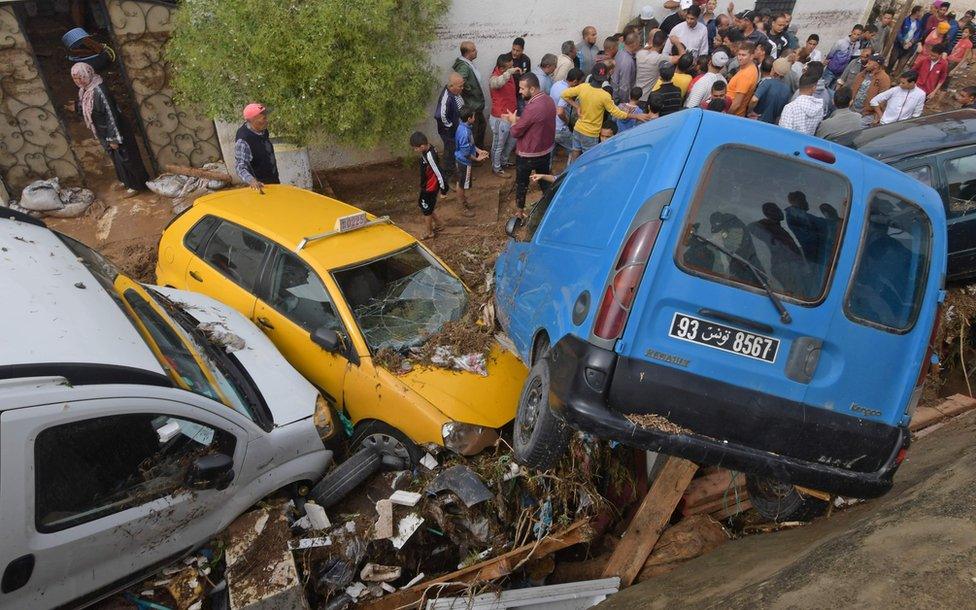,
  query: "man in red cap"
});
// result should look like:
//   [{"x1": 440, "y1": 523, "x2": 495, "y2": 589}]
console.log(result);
[{"x1": 235, "y1": 102, "x2": 279, "y2": 192}]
